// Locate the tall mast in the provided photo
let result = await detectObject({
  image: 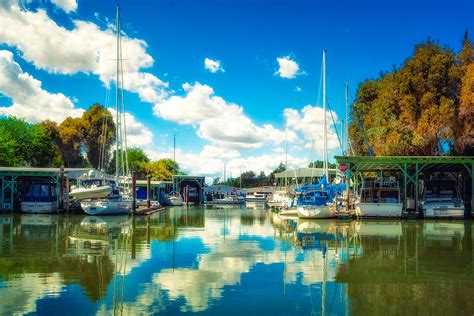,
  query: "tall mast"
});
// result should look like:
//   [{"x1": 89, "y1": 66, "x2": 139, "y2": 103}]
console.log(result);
[
  {"x1": 345, "y1": 82, "x2": 349, "y2": 156},
  {"x1": 323, "y1": 49, "x2": 328, "y2": 179},
  {"x1": 115, "y1": 4, "x2": 120, "y2": 181},
  {"x1": 285, "y1": 124, "x2": 288, "y2": 190},
  {"x1": 173, "y1": 132, "x2": 176, "y2": 168}
]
